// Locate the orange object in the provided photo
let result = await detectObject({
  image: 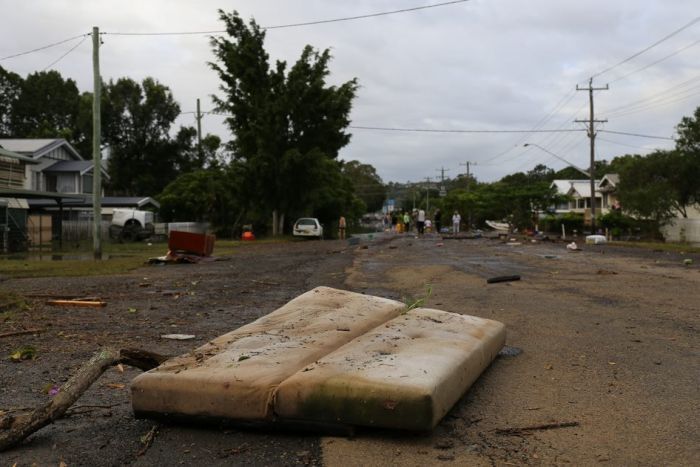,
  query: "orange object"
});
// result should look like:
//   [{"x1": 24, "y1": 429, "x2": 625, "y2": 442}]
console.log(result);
[
  {"x1": 242, "y1": 231, "x2": 255, "y2": 241},
  {"x1": 47, "y1": 300, "x2": 107, "y2": 307},
  {"x1": 168, "y1": 230, "x2": 215, "y2": 256}
]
